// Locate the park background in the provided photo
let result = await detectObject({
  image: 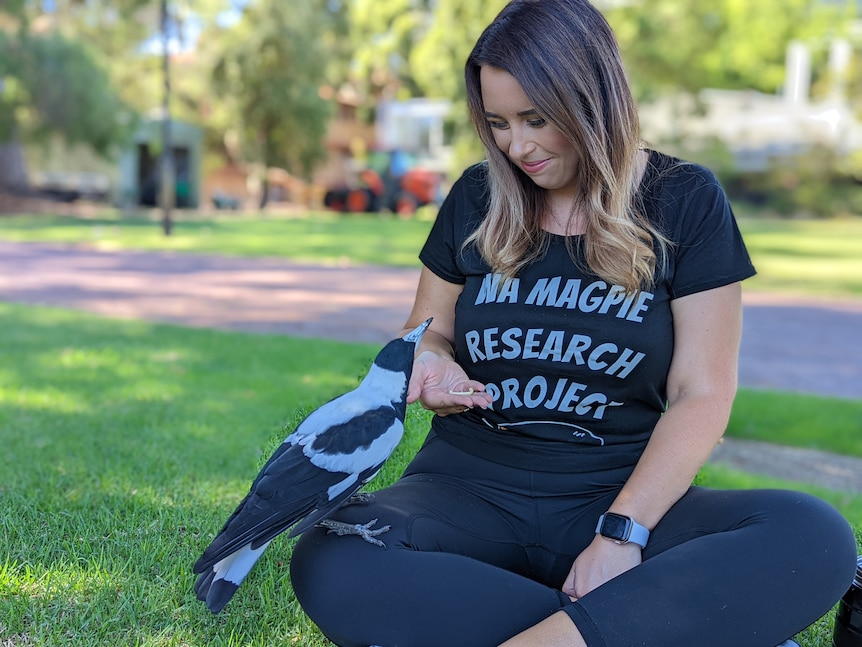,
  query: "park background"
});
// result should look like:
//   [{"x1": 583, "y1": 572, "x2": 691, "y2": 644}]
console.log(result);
[{"x1": 1, "y1": 1, "x2": 862, "y2": 646}]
